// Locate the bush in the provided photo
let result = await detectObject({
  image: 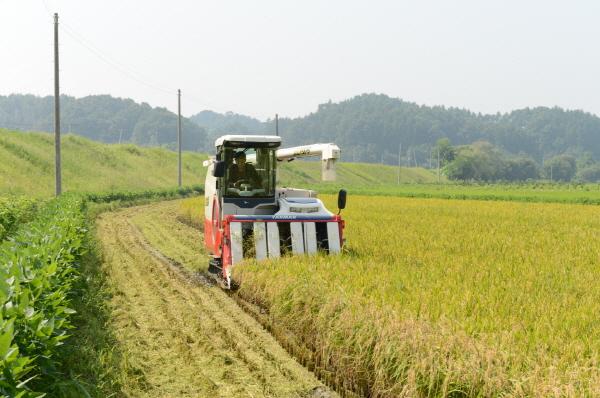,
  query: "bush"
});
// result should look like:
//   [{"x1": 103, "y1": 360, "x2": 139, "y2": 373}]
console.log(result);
[
  {"x1": 576, "y1": 164, "x2": 600, "y2": 182},
  {"x1": 0, "y1": 196, "x2": 86, "y2": 396},
  {"x1": 0, "y1": 197, "x2": 38, "y2": 241},
  {"x1": 543, "y1": 155, "x2": 577, "y2": 181},
  {"x1": 84, "y1": 184, "x2": 203, "y2": 203}
]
